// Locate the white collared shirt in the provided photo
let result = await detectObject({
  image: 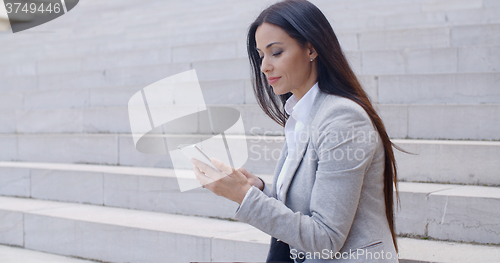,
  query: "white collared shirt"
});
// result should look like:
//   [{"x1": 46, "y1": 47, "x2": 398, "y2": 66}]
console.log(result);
[
  {"x1": 235, "y1": 82, "x2": 320, "y2": 213},
  {"x1": 275, "y1": 82, "x2": 319, "y2": 201}
]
